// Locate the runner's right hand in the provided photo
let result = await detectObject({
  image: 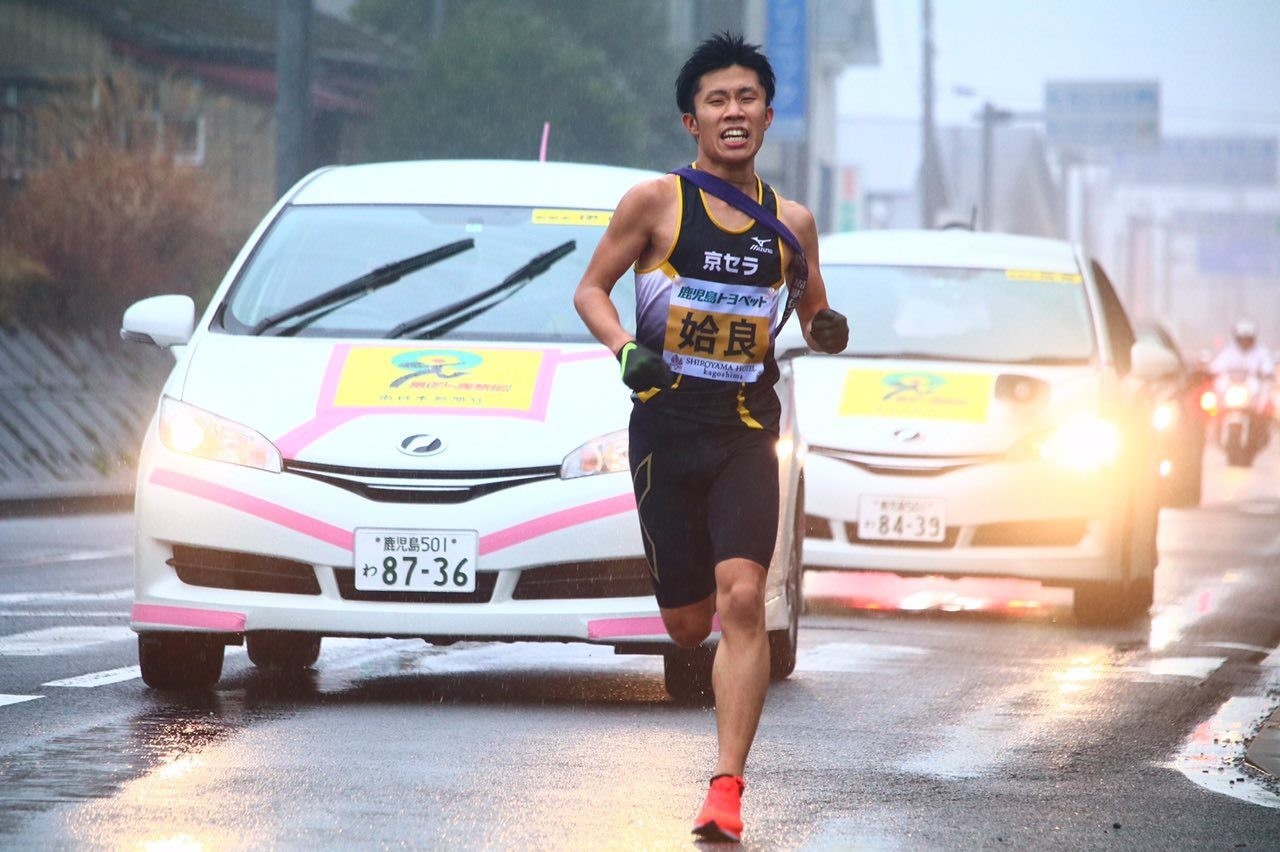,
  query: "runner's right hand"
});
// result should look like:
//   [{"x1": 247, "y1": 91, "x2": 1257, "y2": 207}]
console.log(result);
[{"x1": 617, "y1": 341, "x2": 674, "y2": 392}]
